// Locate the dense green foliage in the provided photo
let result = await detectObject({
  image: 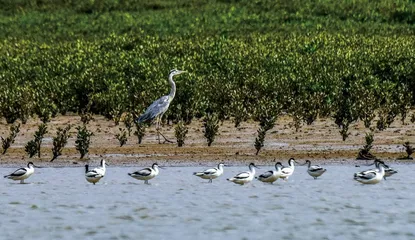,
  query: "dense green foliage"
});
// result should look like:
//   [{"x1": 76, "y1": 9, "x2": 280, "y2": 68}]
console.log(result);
[{"x1": 0, "y1": 0, "x2": 415, "y2": 139}]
